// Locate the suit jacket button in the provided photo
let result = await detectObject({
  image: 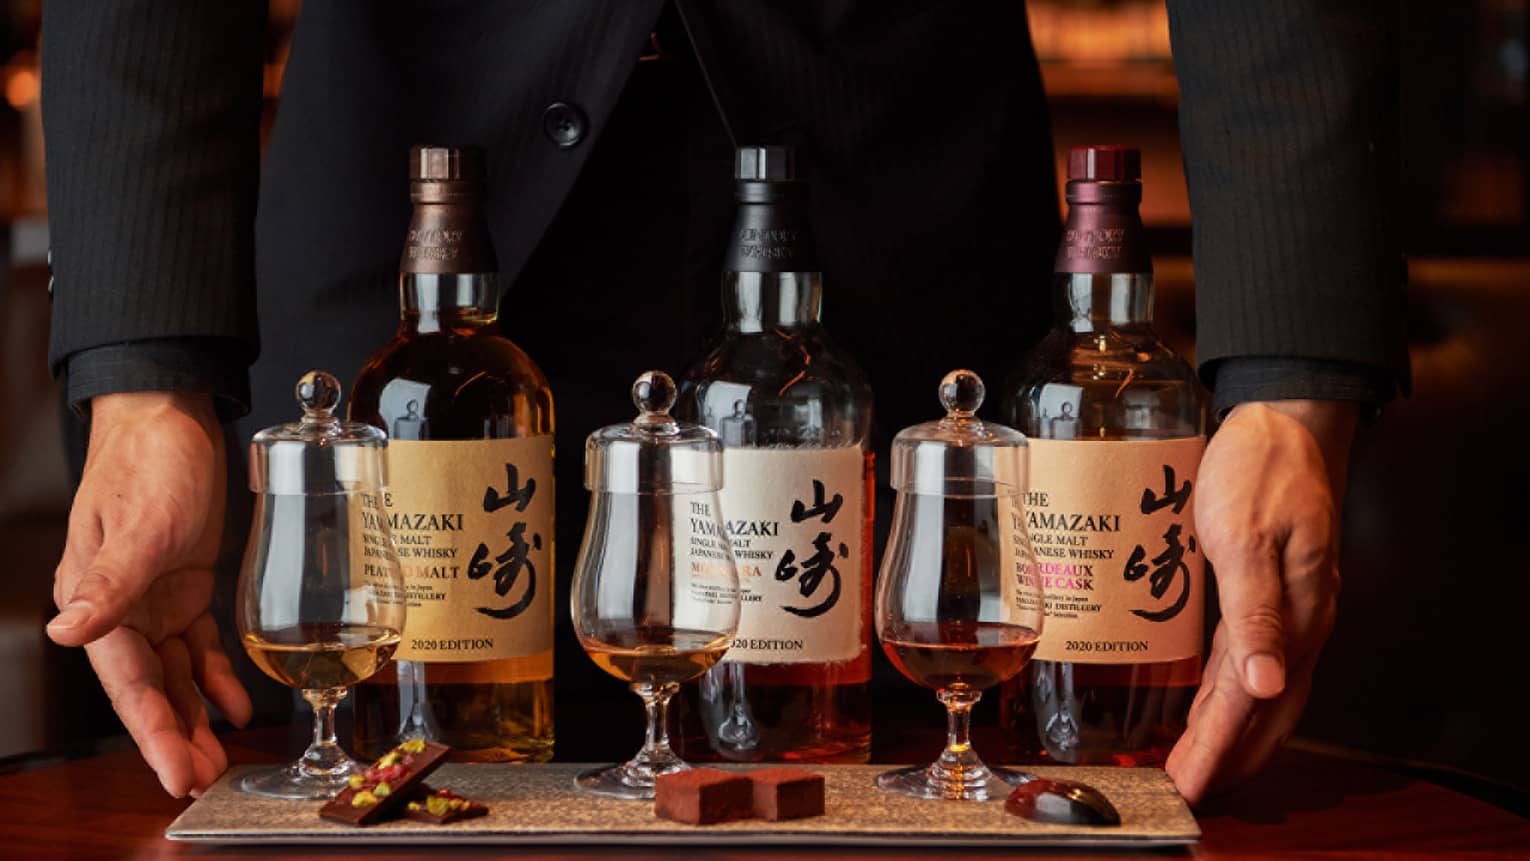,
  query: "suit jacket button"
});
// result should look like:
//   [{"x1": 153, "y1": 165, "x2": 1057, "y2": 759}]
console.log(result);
[{"x1": 543, "y1": 102, "x2": 587, "y2": 148}]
